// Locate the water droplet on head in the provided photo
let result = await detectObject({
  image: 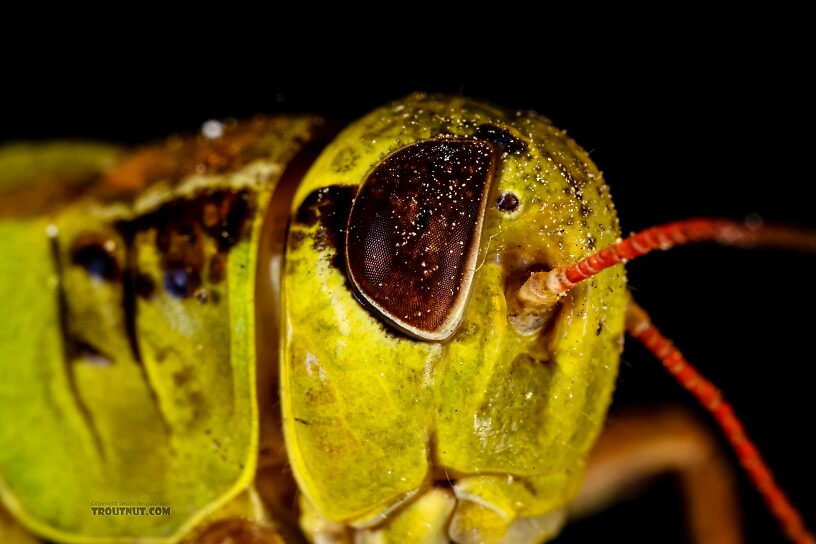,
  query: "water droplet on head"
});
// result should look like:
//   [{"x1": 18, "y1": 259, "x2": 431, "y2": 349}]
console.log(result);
[{"x1": 201, "y1": 120, "x2": 224, "y2": 140}]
